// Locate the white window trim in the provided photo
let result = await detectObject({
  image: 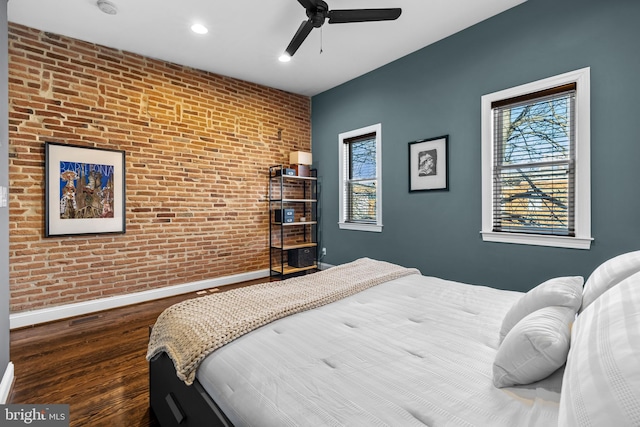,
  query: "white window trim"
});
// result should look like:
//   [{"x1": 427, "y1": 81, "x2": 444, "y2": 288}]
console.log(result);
[
  {"x1": 338, "y1": 123, "x2": 383, "y2": 232},
  {"x1": 481, "y1": 67, "x2": 592, "y2": 249}
]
